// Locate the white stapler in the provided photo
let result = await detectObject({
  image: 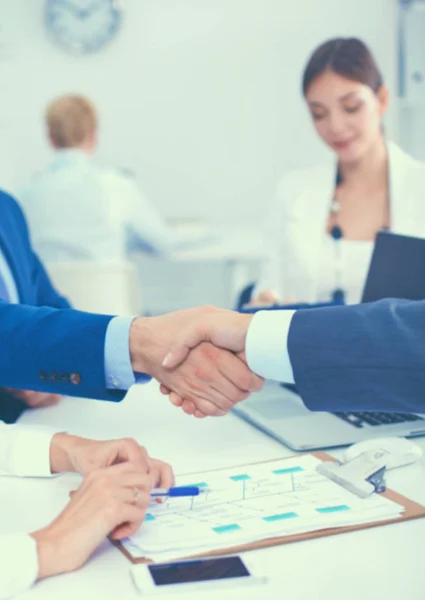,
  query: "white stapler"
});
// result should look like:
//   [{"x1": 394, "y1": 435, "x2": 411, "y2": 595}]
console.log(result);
[
  {"x1": 317, "y1": 450, "x2": 387, "y2": 498},
  {"x1": 317, "y1": 437, "x2": 423, "y2": 498}
]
